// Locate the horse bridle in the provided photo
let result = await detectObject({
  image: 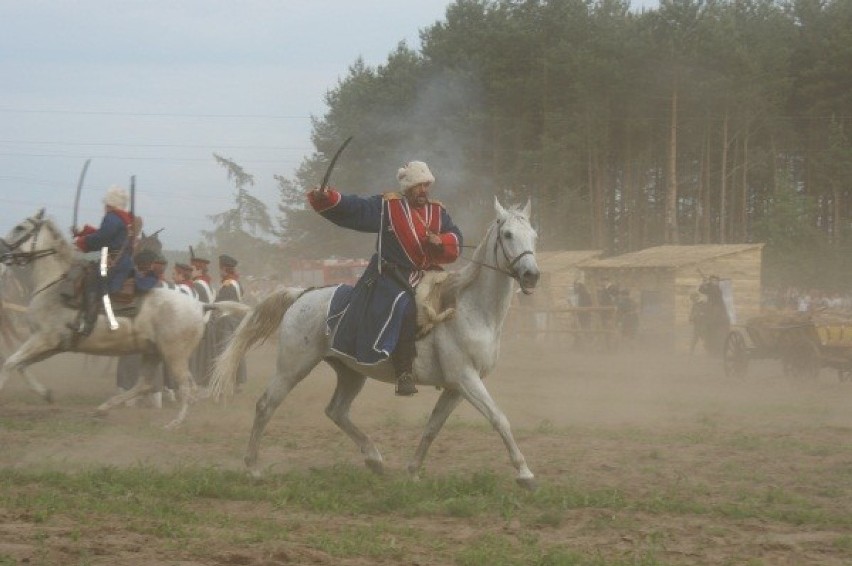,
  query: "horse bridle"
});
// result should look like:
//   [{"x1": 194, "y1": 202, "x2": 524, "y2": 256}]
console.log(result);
[
  {"x1": 0, "y1": 217, "x2": 58, "y2": 267},
  {"x1": 461, "y1": 217, "x2": 536, "y2": 294}
]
